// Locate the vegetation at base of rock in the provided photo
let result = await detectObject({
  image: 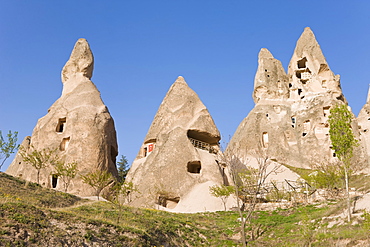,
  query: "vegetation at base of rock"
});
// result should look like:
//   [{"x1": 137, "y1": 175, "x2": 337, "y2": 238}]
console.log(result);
[
  {"x1": 20, "y1": 146, "x2": 58, "y2": 184},
  {"x1": 81, "y1": 170, "x2": 114, "y2": 200},
  {"x1": 106, "y1": 181, "x2": 139, "y2": 224},
  {"x1": 209, "y1": 184, "x2": 234, "y2": 211},
  {"x1": 53, "y1": 160, "x2": 79, "y2": 193},
  {"x1": 0, "y1": 172, "x2": 83, "y2": 208},
  {"x1": 1, "y1": 172, "x2": 370, "y2": 246}
]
